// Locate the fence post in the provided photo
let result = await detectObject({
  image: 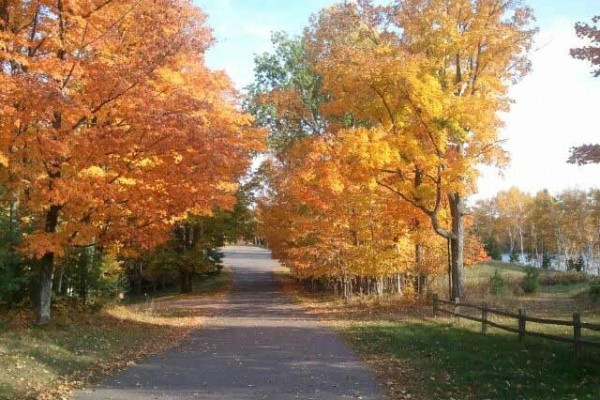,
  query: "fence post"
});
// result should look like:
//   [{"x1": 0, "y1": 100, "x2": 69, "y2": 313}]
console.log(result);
[
  {"x1": 433, "y1": 293, "x2": 438, "y2": 319},
  {"x1": 454, "y1": 297, "x2": 460, "y2": 321},
  {"x1": 518, "y1": 309, "x2": 526, "y2": 342},
  {"x1": 573, "y1": 313, "x2": 582, "y2": 355},
  {"x1": 481, "y1": 303, "x2": 488, "y2": 335}
]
